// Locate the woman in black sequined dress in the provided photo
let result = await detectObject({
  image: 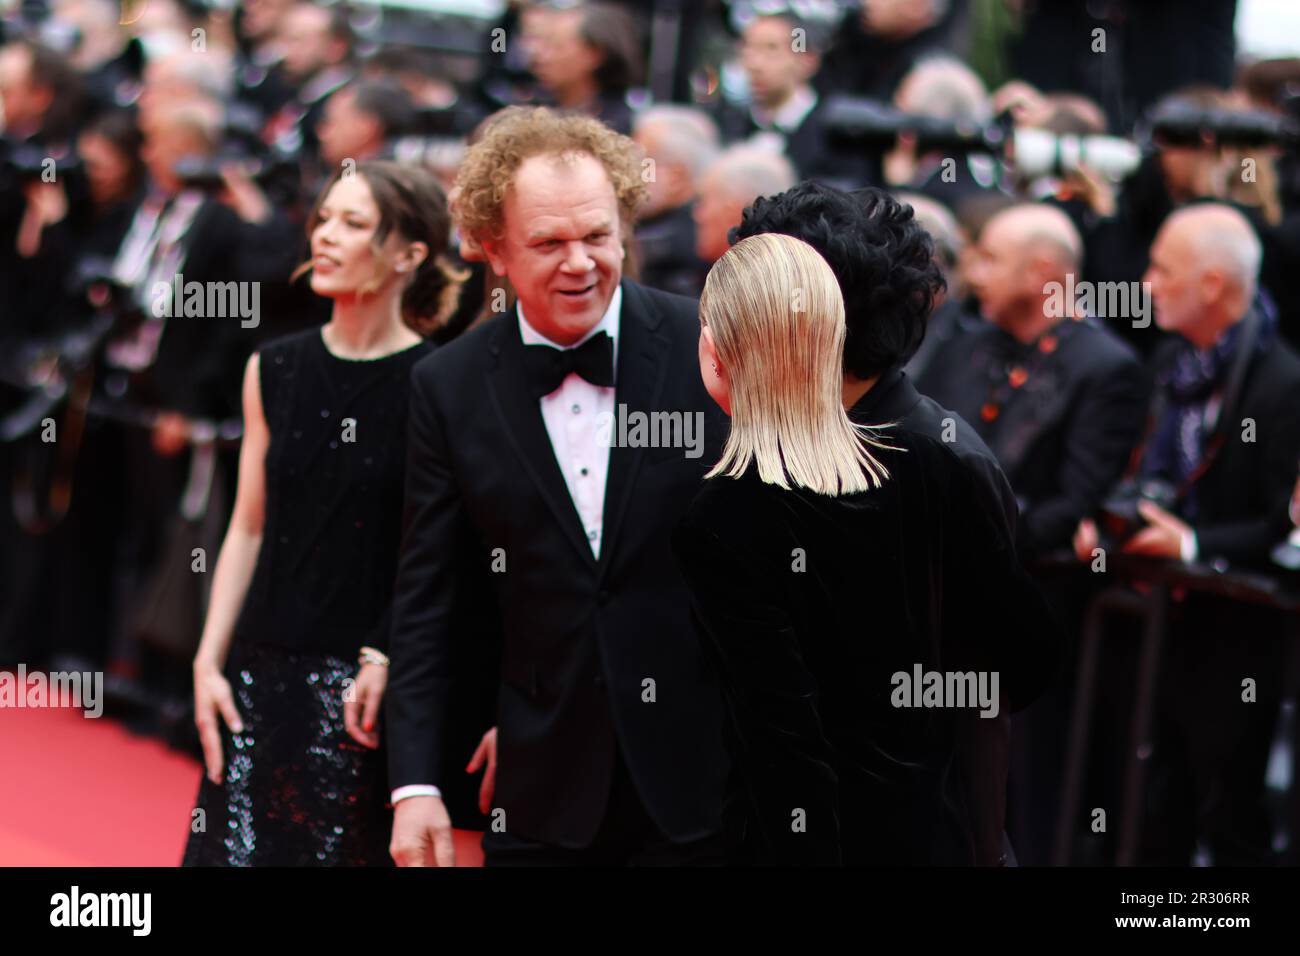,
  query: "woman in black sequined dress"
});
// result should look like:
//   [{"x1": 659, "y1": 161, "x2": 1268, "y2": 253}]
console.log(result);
[{"x1": 182, "y1": 162, "x2": 462, "y2": 865}]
